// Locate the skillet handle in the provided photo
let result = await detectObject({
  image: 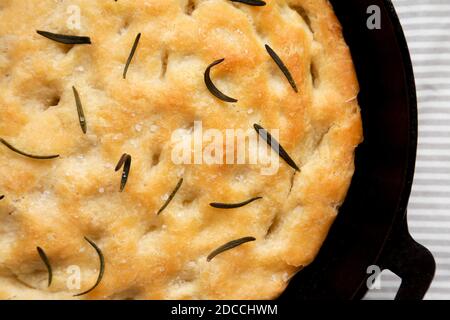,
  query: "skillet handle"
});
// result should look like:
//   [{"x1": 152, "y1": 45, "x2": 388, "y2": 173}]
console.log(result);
[{"x1": 378, "y1": 212, "x2": 435, "y2": 300}]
